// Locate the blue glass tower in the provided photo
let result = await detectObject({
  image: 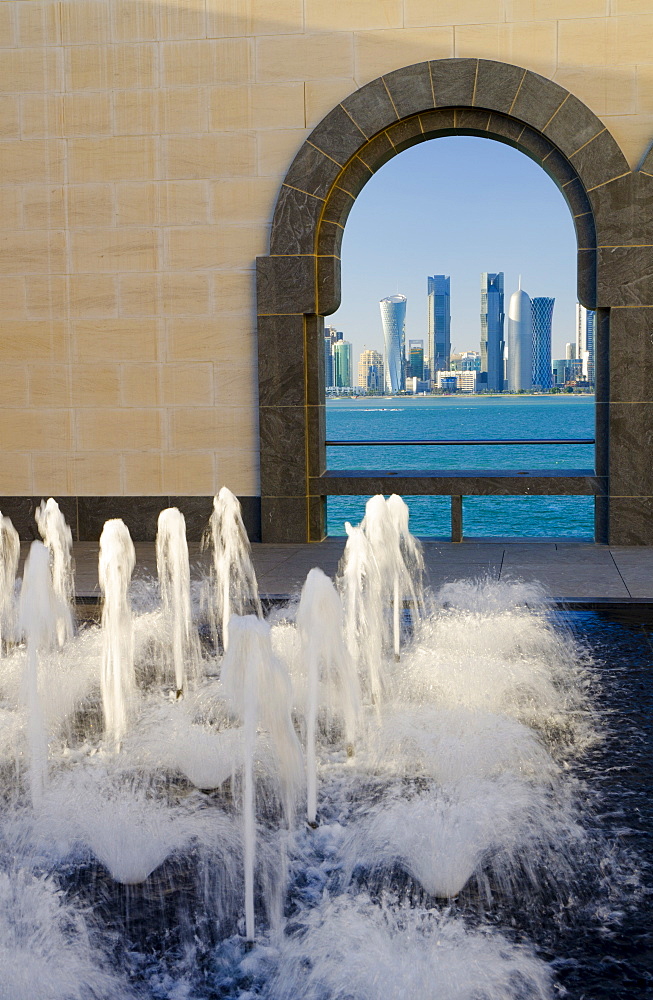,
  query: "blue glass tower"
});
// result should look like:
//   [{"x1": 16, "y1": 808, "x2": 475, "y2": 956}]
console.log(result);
[
  {"x1": 531, "y1": 297, "x2": 554, "y2": 390},
  {"x1": 427, "y1": 275, "x2": 451, "y2": 375},
  {"x1": 480, "y1": 273, "x2": 504, "y2": 391},
  {"x1": 380, "y1": 294, "x2": 407, "y2": 393}
]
